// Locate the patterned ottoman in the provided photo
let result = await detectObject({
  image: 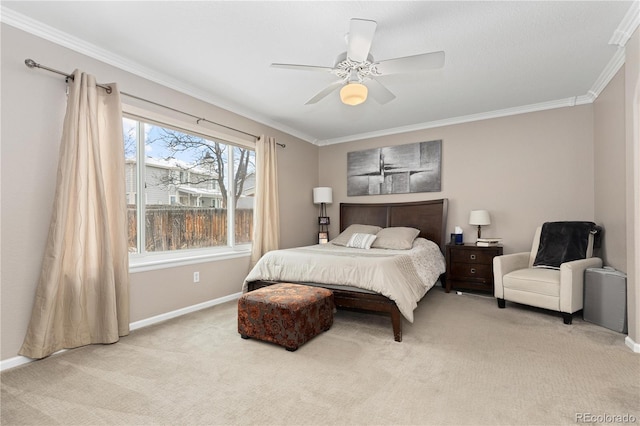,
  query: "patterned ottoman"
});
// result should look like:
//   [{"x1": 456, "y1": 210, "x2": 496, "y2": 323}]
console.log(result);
[{"x1": 238, "y1": 283, "x2": 334, "y2": 351}]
